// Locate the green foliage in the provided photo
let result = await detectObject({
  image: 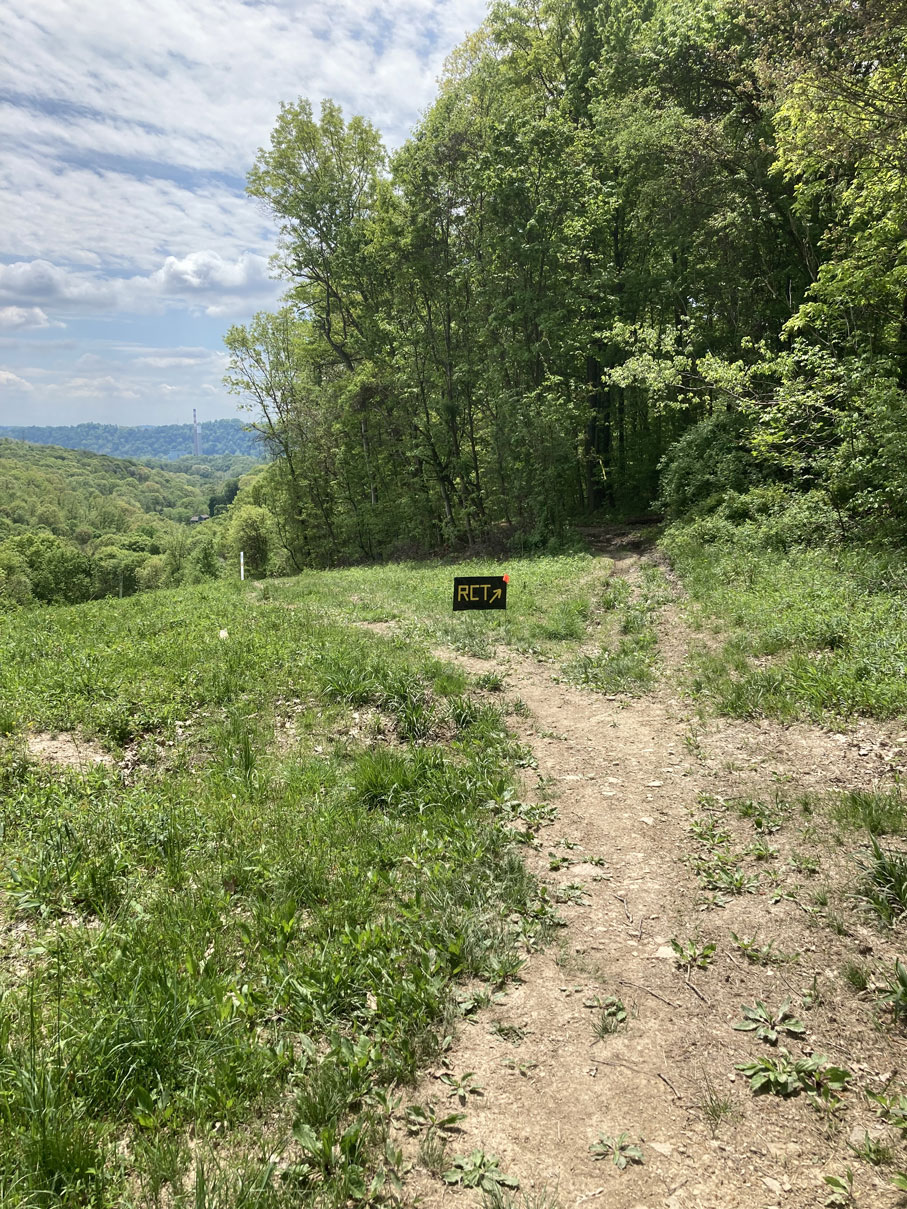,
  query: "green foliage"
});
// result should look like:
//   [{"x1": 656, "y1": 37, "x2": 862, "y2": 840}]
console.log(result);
[
  {"x1": 879, "y1": 959, "x2": 907, "y2": 1023},
  {"x1": 403, "y1": 1102, "x2": 465, "y2": 1135},
  {"x1": 730, "y1": 933, "x2": 791, "y2": 967},
  {"x1": 858, "y1": 837, "x2": 907, "y2": 926},
  {"x1": 589, "y1": 1133, "x2": 644, "y2": 1169},
  {"x1": 848, "y1": 1133, "x2": 893, "y2": 1167},
  {"x1": 733, "y1": 1000, "x2": 805, "y2": 1045},
  {"x1": 590, "y1": 996, "x2": 628, "y2": 1039},
  {"x1": 563, "y1": 568, "x2": 665, "y2": 694},
  {"x1": 443, "y1": 1151, "x2": 519, "y2": 1191},
  {"x1": 868, "y1": 1088, "x2": 907, "y2": 1134},
  {"x1": 1, "y1": 531, "x2": 91, "y2": 605},
  {"x1": 698, "y1": 1073, "x2": 737, "y2": 1137},
  {"x1": 670, "y1": 937, "x2": 716, "y2": 970},
  {"x1": 1, "y1": 438, "x2": 206, "y2": 534},
  {"x1": 823, "y1": 1169, "x2": 855, "y2": 1208},
  {"x1": 664, "y1": 527, "x2": 907, "y2": 721},
  {"x1": 229, "y1": 0, "x2": 837, "y2": 557},
  {"x1": 736, "y1": 1051, "x2": 850, "y2": 1105},
  {"x1": 439, "y1": 1072, "x2": 484, "y2": 1106},
  {"x1": 0, "y1": 571, "x2": 548, "y2": 1204},
  {"x1": 564, "y1": 631, "x2": 657, "y2": 695},
  {"x1": 831, "y1": 788, "x2": 907, "y2": 836},
  {"x1": 0, "y1": 440, "x2": 250, "y2": 605},
  {"x1": 209, "y1": 0, "x2": 907, "y2": 558},
  {"x1": 227, "y1": 504, "x2": 275, "y2": 576},
  {"x1": 841, "y1": 960, "x2": 870, "y2": 993},
  {"x1": 658, "y1": 413, "x2": 767, "y2": 519}
]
